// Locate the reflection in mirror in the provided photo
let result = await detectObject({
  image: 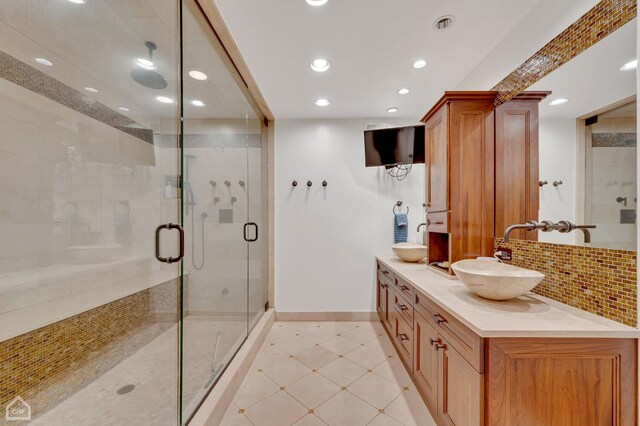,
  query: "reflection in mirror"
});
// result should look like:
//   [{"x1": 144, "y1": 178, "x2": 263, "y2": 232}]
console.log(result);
[{"x1": 527, "y1": 19, "x2": 637, "y2": 250}]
